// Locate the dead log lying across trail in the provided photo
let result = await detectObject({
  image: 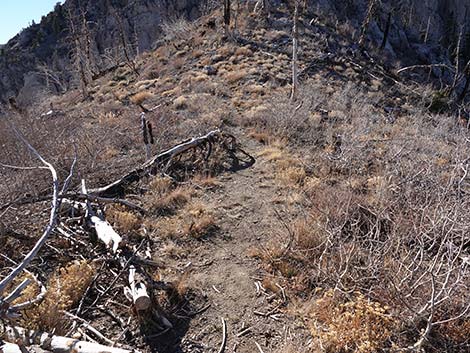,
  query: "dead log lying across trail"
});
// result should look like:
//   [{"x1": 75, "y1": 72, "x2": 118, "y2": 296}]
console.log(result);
[
  {"x1": 89, "y1": 129, "x2": 222, "y2": 196},
  {"x1": 1, "y1": 129, "x2": 228, "y2": 209},
  {"x1": 1, "y1": 326, "x2": 137, "y2": 353}
]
